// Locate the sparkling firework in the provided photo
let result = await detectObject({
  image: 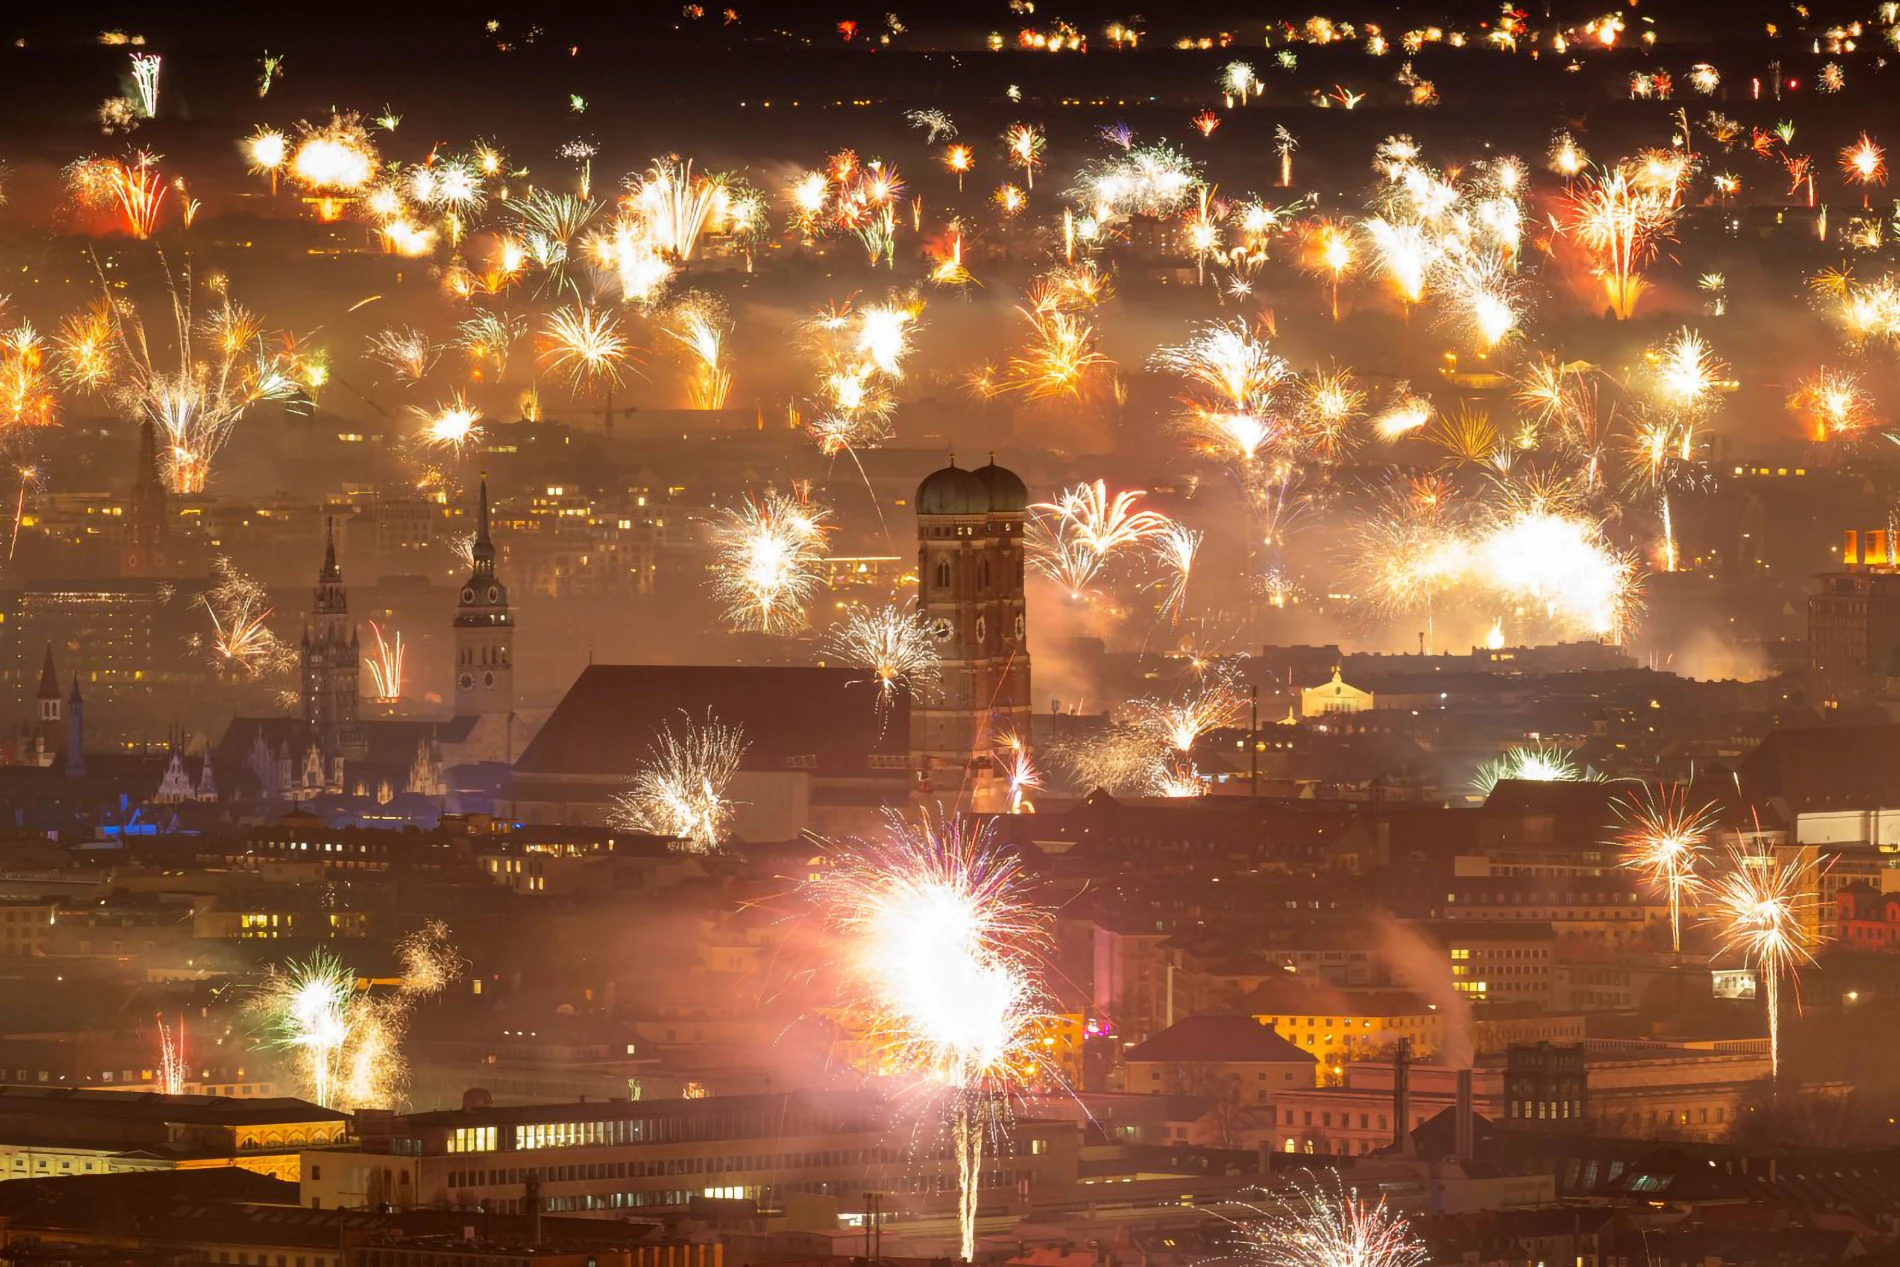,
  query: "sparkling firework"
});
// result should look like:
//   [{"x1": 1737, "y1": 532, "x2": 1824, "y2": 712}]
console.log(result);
[
  {"x1": 813, "y1": 810, "x2": 1058, "y2": 1262},
  {"x1": 824, "y1": 605, "x2": 942, "y2": 716},
  {"x1": 195, "y1": 556, "x2": 297, "y2": 681},
  {"x1": 245, "y1": 127, "x2": 287, "y2": 191},
  {"x1": 1154, "y1": 522, "x2": 1202, "y2": 622},
  {"x1": 366, "y1": 621, "x2": 405, "y2": 701},
  {"x1": 289, "y1": 113, "x2": 378, "y2": 194},
  {"x1": 1472, "y1": 741, "x2": 1587, "y2": 797},
  {"x1": 1004, "y1": 122, "x2": 1045, "y2": 190},
  {"x1": 1565, "y1": 165, "x2": 1680, "y2": 321},
  {"x1": 610, "y1": 710, "x2": 748, "y2": 853},
  {"x1": 541, "y1": 304, "x2": 635, "y2": 397},
  {"x1": 709, "y1": 487, "x2": 833, "y2": 633},
  {"x1": 367, "y1": 326, "x2": 440, "y2": 383},
  {"x1": 660, "y1": 293, "x2": 733, "y2": 410},
  {"x1": 1789, "y1": 368, "x2": 1872, "y2": 443},
  {"x1": 250, "y1": 924, "x2": 458, "y2": 1111},
  {"x1": 1841, "y1": 132, "x2": 1887, "y2": 206},
  {"x1": 1711, "y1": 846, "x2": 1821, "y2": 1080},
  {"x1": 111, "y1": 283, "x2": 298, "y2": 494},
  {"x1": 1071, "y1": 143, "x2": 1201, "y2": 219},
  {"x1": 156, "y1": 1015, "x2": 187, "y2": 1094},
  {"x1": 128, "y1": 53, "x2": 160, "y2": 119},
  {"x1": 1229, "y1": 1174, "x2": 1428, "y2": 1267},
  {"x1": 1648, "y1": 327, "x2": 1728, "y2": 411},
  {"x1": 1615, "y1": 784, "x2": 1715, "y2": 954},
  {"x1": 1128, "y1": 658, "x2": 1248, "y2": 753},
  {"x1": 1028, "y1": 481, "x2": 1172, "y2": 598},
  {"x1": 1002, "y1": 282, "x2": 1113, "y2": 402}
]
